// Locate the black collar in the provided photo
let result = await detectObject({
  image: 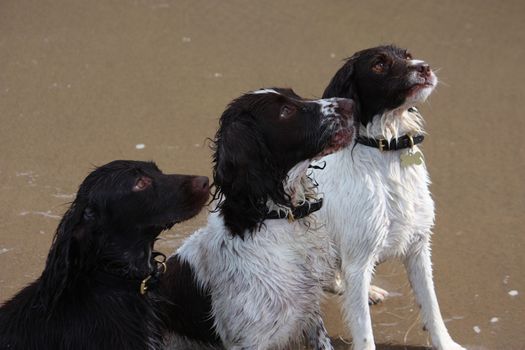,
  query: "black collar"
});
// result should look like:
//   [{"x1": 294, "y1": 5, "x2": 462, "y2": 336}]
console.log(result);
[
  {"x1": 92, "y1": 252, "x2": 167, "y2": 295},
  {"x1": 264, "y1": 198, "x2": 323, "y2": 221},
  {"x1": 356, "y1": 107, "x2": 424, "y2": 151},
  {"x1": 356, "y1": 134, "x2": 424, "y2": 151}
]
